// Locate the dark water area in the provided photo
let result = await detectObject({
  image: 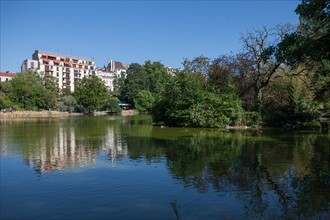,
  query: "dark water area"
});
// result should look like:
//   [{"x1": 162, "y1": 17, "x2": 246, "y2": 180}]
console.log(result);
[{"x1": 0, "y1": 115, "x2": 329, "y2": 219}]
